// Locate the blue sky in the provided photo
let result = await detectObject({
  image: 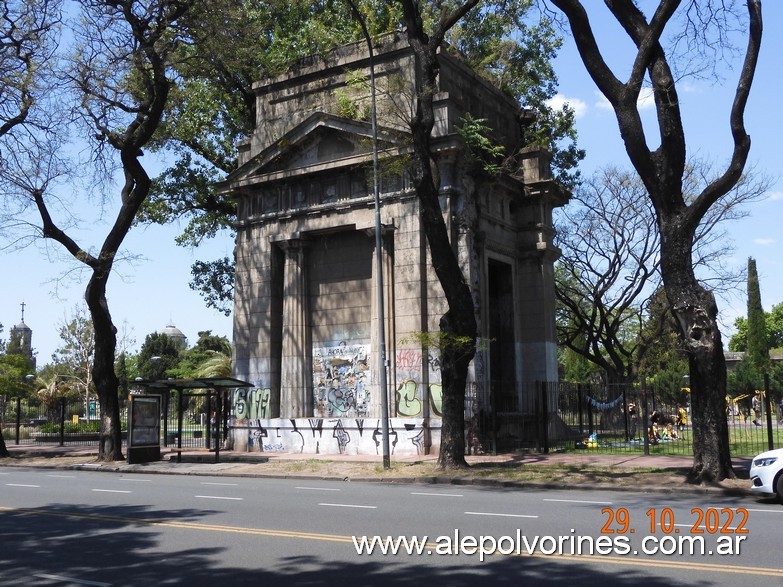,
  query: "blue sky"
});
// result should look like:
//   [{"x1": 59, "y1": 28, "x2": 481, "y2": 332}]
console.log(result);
[{"x1": 1, "y1": 4, "x2": 780, "y2": 365}]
